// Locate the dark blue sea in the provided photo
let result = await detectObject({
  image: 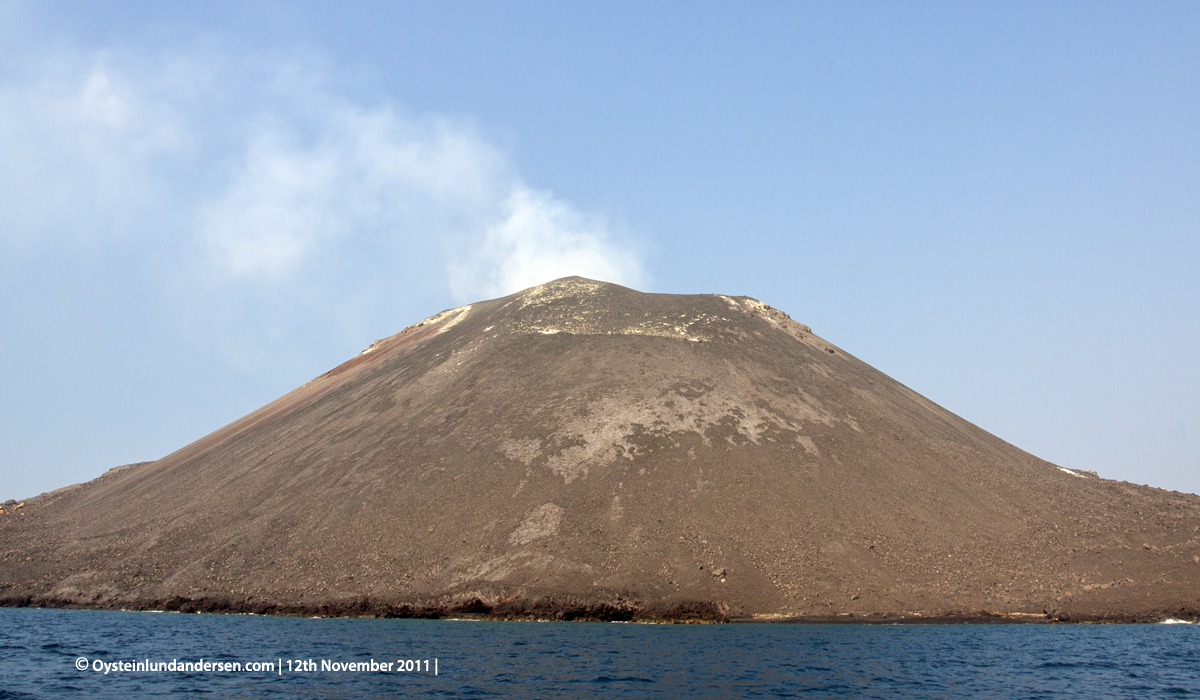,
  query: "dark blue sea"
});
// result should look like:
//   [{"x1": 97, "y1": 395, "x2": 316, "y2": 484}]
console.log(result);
[{"x1": 1, "y1": 608, "x2": 1197, "y2": 698}]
